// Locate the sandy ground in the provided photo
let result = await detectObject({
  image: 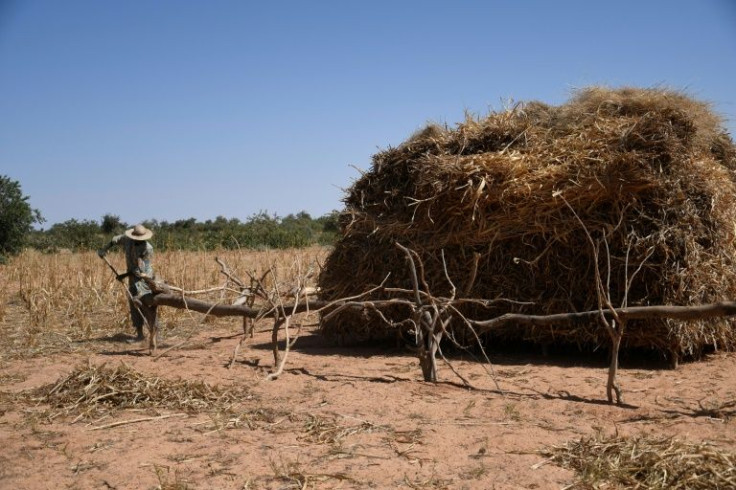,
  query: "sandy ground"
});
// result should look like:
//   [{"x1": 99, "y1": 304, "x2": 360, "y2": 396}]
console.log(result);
[{"x1": 1, "y1": 317, "x2": 736, "y2": 490}]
